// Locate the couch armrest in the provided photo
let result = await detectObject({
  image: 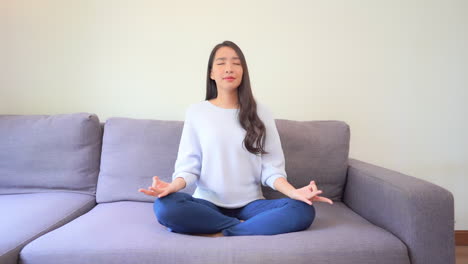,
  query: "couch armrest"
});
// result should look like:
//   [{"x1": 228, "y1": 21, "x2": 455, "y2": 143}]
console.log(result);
[{"x1": 343, "y1": 158, "x2": 455, "y2": 264}]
